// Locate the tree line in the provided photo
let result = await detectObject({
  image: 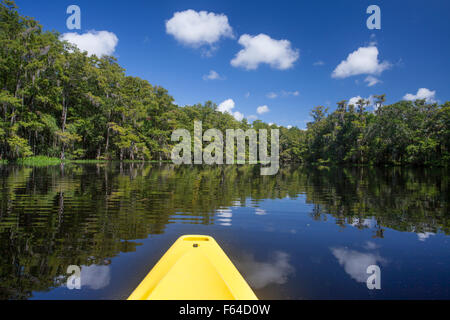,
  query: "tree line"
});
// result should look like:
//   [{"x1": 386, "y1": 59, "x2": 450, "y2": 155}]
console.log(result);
[{"x1": 1, "y1": 1, "x2": 449, "y2": 165}]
